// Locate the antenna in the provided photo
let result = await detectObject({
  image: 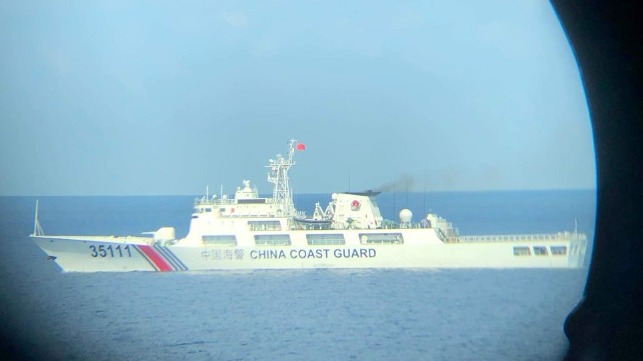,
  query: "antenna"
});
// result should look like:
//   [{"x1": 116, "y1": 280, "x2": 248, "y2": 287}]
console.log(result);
[
  {"x1": 33, "y1": 199, "x2": 38, "y2": 235},
  {"x1": 266, "y1": 140, "x2": 298, "y2": 216},
  {"x1": 393, "y1": 177, "x2": 396, "y2": 215},
  {"x1": 32, "y1": 199, "x2": 44, "y2": 236},
  {"x1": 405, "y1": 175, "x2": 409, "y2": 208},
  {"x1": 423, "y1": 169, "x2": 427, "y2": 215}
]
